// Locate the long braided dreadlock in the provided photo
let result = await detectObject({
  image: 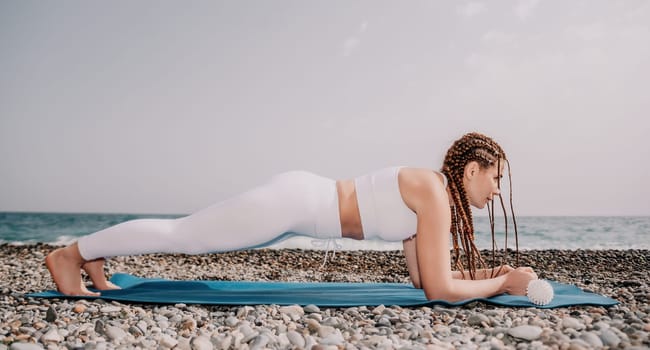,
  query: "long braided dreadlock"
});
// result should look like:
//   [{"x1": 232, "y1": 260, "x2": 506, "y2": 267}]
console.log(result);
[{"x1": 440, "y1": 132, "x2": 519, "y2": 280}]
